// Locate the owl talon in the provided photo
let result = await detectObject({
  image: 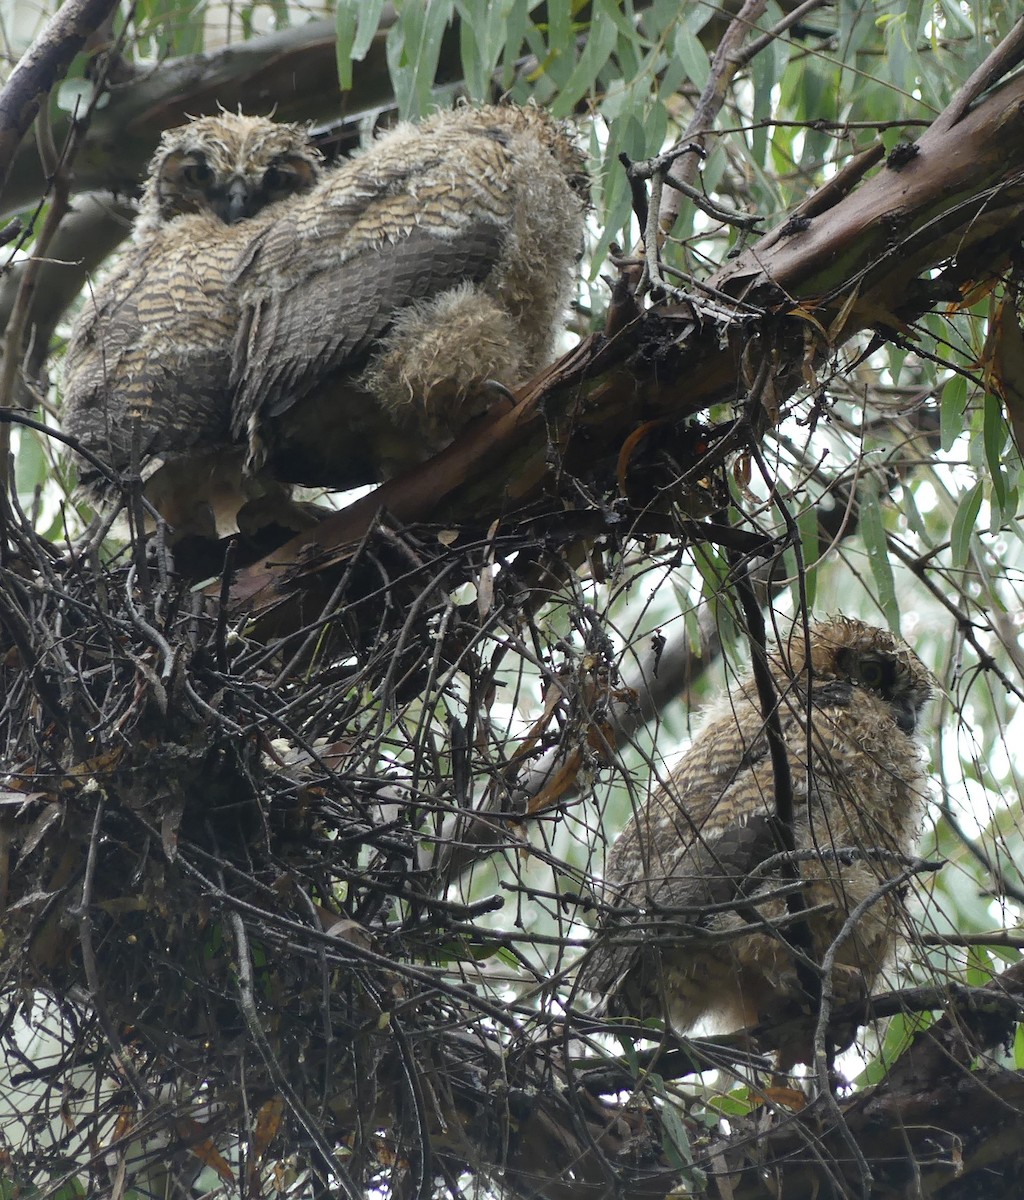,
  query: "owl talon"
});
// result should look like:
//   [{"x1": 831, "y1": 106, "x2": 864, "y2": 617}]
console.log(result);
[{"x1": 480, "y1": 379, "x2": 518, "y2": 408}]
